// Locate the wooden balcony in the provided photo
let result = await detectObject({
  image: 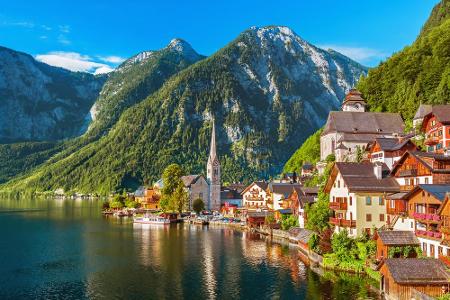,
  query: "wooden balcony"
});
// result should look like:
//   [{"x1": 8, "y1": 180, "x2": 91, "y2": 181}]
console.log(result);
[
  {"x1": 245, "y1": 196, "x2": 264, "y2": 201},
  {"x1": 400, "y1": 185, "x2": 415, "y2": 192},
  {"x1": 329, "y1": 217, "x2": 356, "y2": 228},
  {"x1": 425, "y1": 136, "x2": 439, "y2": 146},
  {"x1": 415, "y1": 230, "x2": 442, "y2": 241},
  {"x1": 412, "y1": 212, "x2": 441, "y2": 223},
  {"x1": 329, "y1": 202, "x2": 347, "y2": 211},
  {"x1": 440, "y1": 216, "x2": 450, "y2": 234},
  {"x1": 398, "y1": 169, "x2": 418, "y2": 177},
  {"x1": 386, "y1": 206, "x2": 407, "y2": 215}
]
